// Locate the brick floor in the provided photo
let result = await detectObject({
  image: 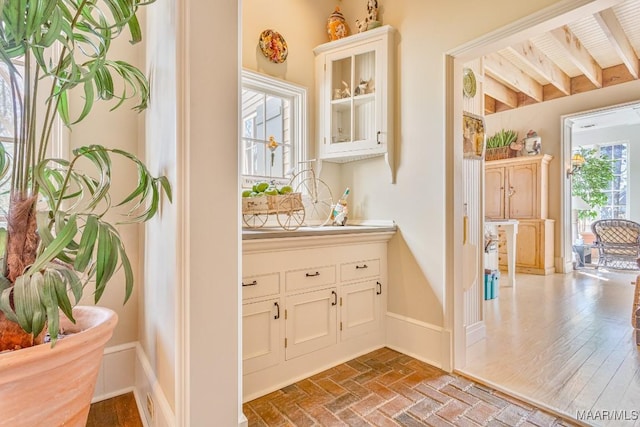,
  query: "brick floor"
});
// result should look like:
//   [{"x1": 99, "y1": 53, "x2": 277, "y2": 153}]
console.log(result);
[{"x1": 243, "y1": 348, "x2": 579, "y2": 426}]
